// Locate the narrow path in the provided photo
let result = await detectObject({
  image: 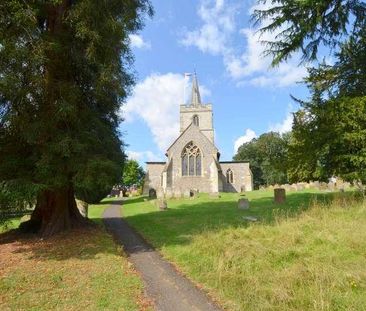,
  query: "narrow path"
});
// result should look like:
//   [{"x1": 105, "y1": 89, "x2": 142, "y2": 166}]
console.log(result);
[{"x1": 102, "y1": 201, "x2": 222, "y2": 311}]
